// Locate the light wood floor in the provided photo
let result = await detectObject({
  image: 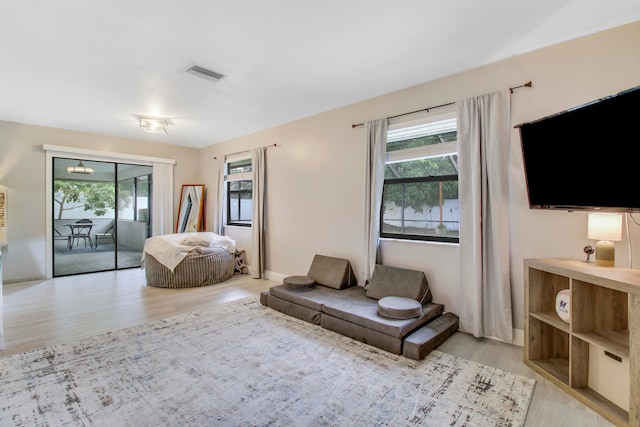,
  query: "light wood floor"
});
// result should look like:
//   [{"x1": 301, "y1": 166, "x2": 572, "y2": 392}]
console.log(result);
[{"x1": 1, "y1": 268, "x2": 612, "y2": 426}]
